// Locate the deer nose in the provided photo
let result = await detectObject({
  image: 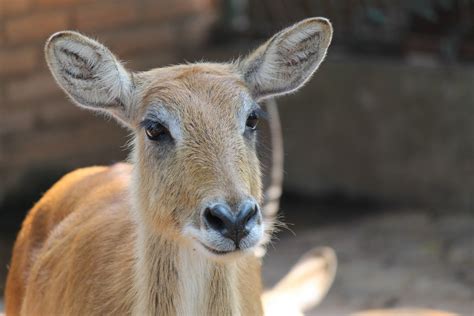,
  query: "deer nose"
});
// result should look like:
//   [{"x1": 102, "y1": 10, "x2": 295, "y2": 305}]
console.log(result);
[{"x1": 203, "y1": 201, "x2": 260, "y2": 246}]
